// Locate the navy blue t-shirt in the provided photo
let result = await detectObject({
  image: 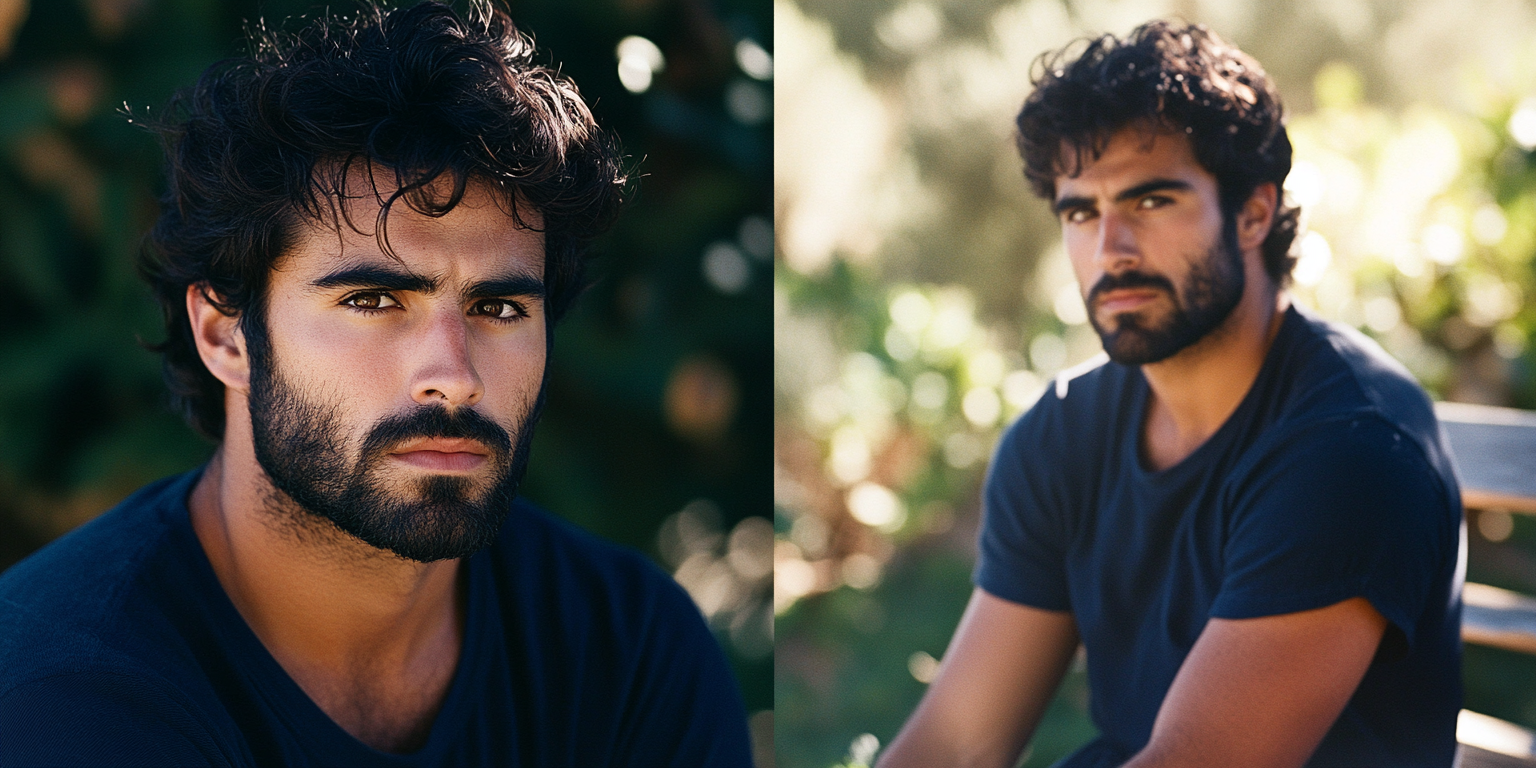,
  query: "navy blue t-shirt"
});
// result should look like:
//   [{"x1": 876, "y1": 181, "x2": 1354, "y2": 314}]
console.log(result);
[
  {"x1": 976, "y1": 306, "x2": 1464, "y2": 767},
  {"x1": 0, "y1": 470, "x2": 752, "y2": 767}
]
